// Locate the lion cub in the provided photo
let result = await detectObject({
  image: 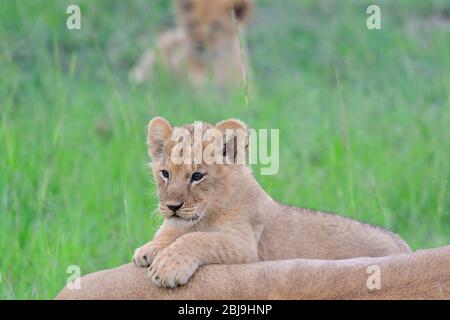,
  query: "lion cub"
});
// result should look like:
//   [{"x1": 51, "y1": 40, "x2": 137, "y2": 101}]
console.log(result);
[
  {"x1": 133, "y1": 117, "x2": 411, "y2": 288},
  {"x1": 130, "y1": 0, "x2": 253, "y2": 88}
]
